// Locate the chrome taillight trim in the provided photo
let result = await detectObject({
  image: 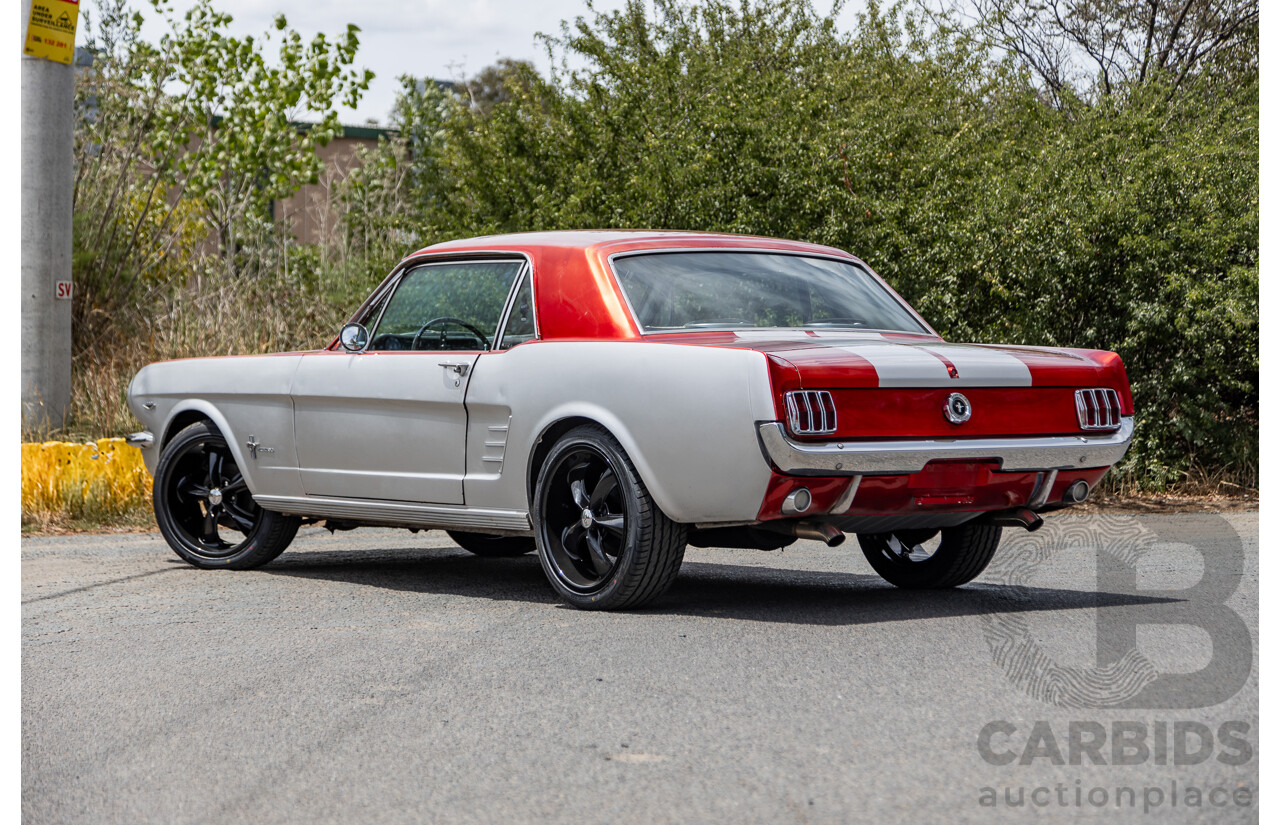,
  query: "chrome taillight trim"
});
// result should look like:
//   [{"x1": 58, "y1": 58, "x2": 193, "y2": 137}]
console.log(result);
[
  {"x1": 785, "y1": 390, "x2": 837, "y2": 435},
  {"x1": 1075, "y1": 388, "x2": 1122, "y2": 431}
]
